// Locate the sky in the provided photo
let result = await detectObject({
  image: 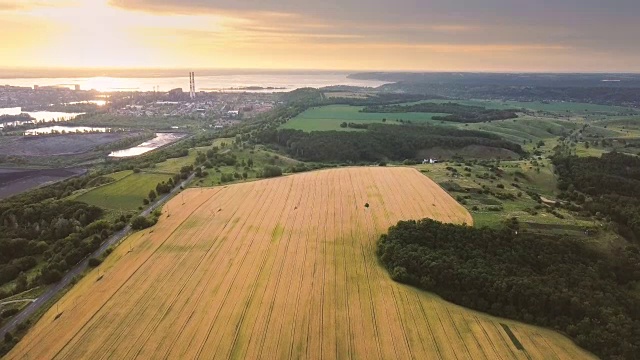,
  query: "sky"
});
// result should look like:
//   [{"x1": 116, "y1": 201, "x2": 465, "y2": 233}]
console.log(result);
[{"x1": 1, "y1": 0, "x2": 639, "y2": 72}]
